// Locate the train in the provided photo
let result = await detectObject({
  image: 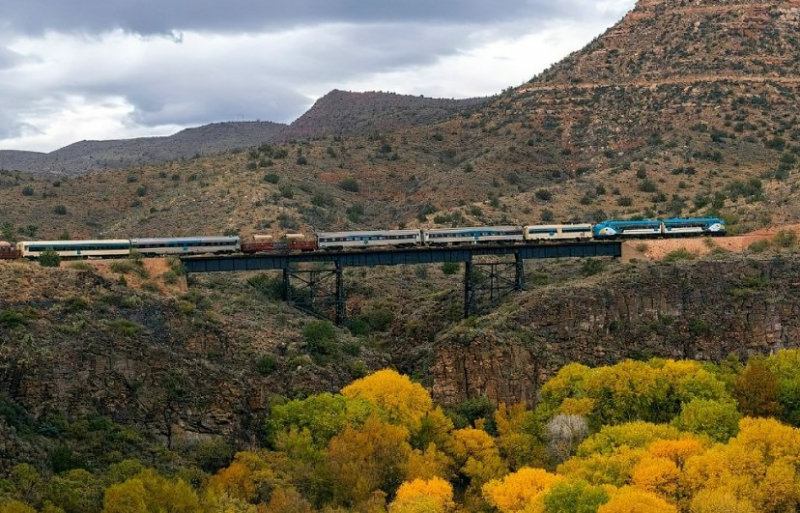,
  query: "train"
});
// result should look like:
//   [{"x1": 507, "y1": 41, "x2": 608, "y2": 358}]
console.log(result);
[{"x1": 0, "y1": 217, "x2": 725, "y2": 260}]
